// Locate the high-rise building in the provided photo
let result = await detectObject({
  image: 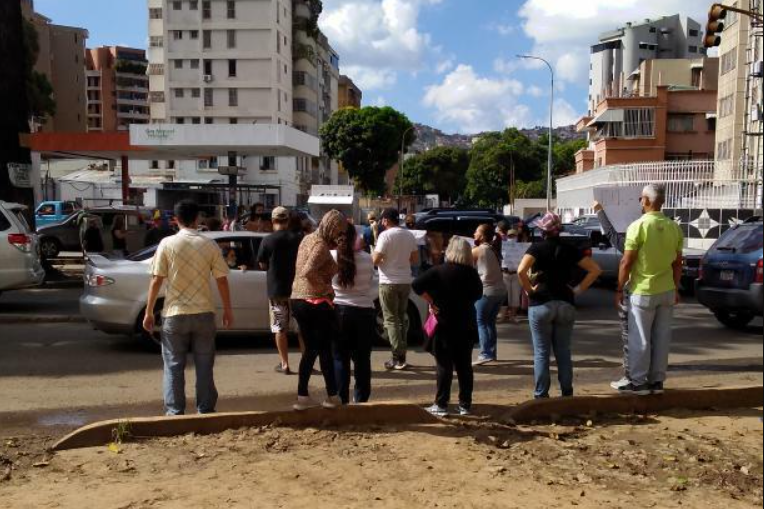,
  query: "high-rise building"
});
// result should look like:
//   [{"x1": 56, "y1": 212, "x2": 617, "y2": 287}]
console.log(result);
[
  {"x1": 338, "y1": 75, "x2": 362, "y2": 109},
  {"x1": 86, "y1": 46, "x2": 150, "y2": 132},
  {"x1": 21, "y1": 0, "x2": 88, "y2": 132},
  {"x1": 714, "y1": 0, "x2": 763, "y2": 170},
  {"x1": 588, "y1": 15, "x2": 704, "y2": 115}
]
